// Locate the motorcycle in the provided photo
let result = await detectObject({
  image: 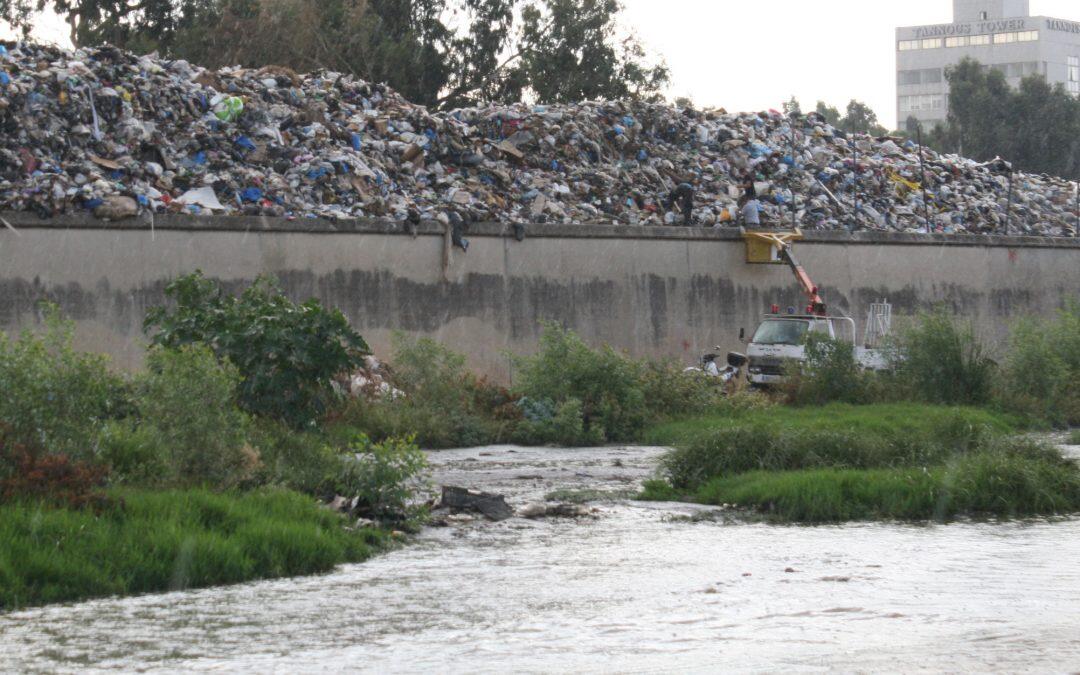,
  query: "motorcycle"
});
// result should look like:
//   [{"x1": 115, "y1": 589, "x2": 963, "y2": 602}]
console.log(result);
[{"x1": 684, "y1": 348, "x2": 749, "y2": 387}]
